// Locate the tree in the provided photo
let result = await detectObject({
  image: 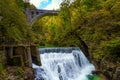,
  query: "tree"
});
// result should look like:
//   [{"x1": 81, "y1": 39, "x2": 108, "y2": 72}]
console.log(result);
[{"x1": 0, "y1": 0, "x2": 28, "y2": 42}]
